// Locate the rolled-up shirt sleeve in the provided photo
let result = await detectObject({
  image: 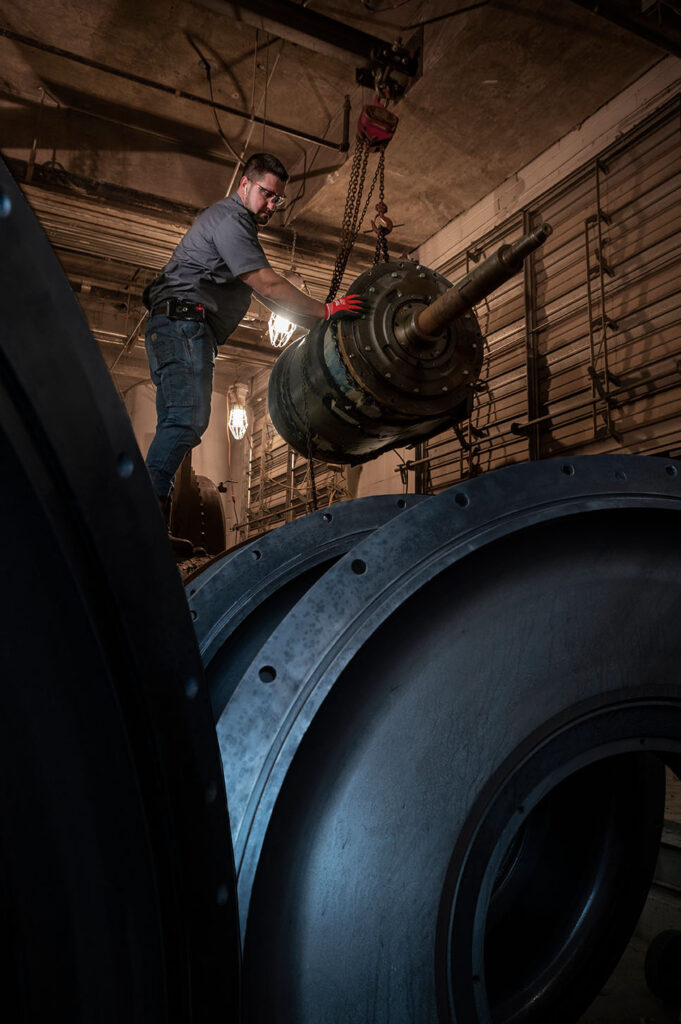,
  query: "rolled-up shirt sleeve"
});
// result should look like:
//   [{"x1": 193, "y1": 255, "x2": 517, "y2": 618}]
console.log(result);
[{"x1": 213, "y1": 208, "x2": 270, "y2": 277}]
